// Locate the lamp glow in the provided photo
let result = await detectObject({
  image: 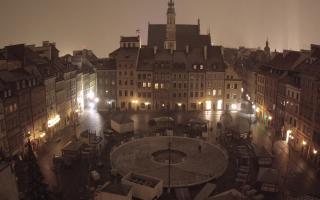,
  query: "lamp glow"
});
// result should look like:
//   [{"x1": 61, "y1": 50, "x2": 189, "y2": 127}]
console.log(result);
[
  {"x1": 48, "y1": 115, "x2": 61, "y2": 128},
  {"x1": 87, "y1": 91, "x2": 94, "y2": 99}
]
